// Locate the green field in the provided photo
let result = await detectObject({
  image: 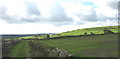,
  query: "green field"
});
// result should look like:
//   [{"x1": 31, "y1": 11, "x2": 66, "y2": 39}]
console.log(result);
[
  {"x1": 34, "y1": 34, "x2": 118, "y2": 57},
  {"x1": 18, "y1": 26, "x2": 120, "y2": 39},
  {"x1": 9, "y1": 41, "x2": 31, "y2": 57},
  {"x1": 59, "y1": 26, "x2": 119, "y2": 36},
  {"x1": 7, "y1": 26, "x2": 119, "y2": 57}
]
